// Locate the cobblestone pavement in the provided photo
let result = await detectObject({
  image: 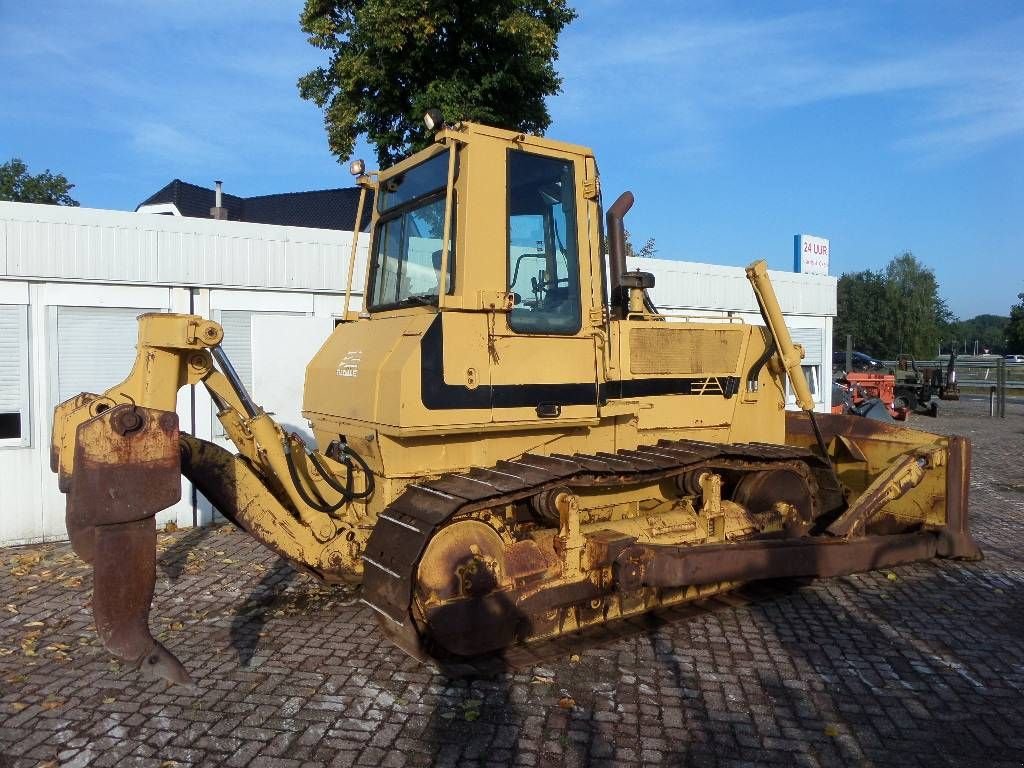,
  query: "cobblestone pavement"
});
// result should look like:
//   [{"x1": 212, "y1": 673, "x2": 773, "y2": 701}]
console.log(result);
[{"x1": 2, "y1": 401, "x2": 1023, "y2": 768}]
